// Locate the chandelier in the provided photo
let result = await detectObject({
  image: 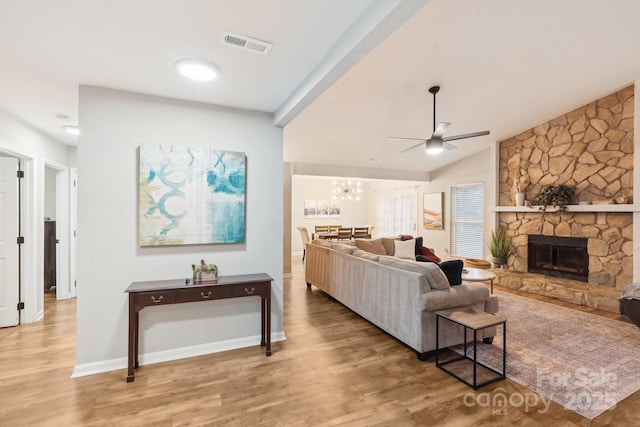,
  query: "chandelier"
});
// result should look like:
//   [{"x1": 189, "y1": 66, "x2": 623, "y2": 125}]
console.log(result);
[{"x1": 332, "y1": 178, "x2": 362, "y2": 200}]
